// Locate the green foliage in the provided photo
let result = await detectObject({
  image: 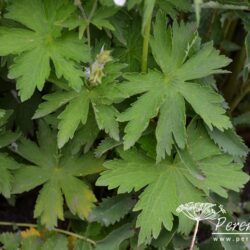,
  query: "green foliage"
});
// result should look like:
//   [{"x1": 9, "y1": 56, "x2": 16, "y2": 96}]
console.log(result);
[
  {"x1": 97, "y1": 120, "x2": 249, "y2": 243},
  {"x1": 0, "y1": 0, "x2": 249, "y2": 249},
  {"x1": 0, "y1": 153, "x2": 20, "y2": 198},
  {"x1": 118, "y1": 12, "x2": 232, "y2": 161},
  {"x1": 34, "y1": 61, "x2": 127, "y2": 148},
  {"x1": 63, "y1": 4, "x2": 118, "y2": 38},
  {"x1": 0, "y1": 233, "x2": 21, "y2": 250},
  {"x1": 0, "y1": 109, "x2": 20, "y2": 148},
  {"x1": 207, "y1": 127, "x2": 249, "y2": 158},
  {"x1": 11, "y1": 121, "x2": 103, "y2": 229},
  {"x1": 0, "y1": 0, "x2": 90, "y2": 101},
  {"x1": 95, "y1": 224, "x2": 134, "y2": 250},
  {"x1": 89, "y1": 194, "x2": 135, "y2": 226}
]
